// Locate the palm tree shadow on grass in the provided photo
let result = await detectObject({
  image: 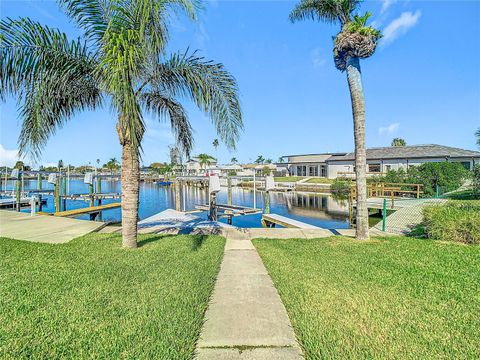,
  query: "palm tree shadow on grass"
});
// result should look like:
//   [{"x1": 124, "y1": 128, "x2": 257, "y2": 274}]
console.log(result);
[{"x1": 137, "y1": 232, "x2": 215, "y2": 251}]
